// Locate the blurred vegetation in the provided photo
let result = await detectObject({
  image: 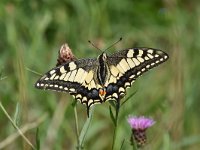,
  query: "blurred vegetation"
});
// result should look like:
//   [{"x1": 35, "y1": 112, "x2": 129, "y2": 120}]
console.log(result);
[{"x1": 0, "y1": 0, "x2": 200, "y2": 150}]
